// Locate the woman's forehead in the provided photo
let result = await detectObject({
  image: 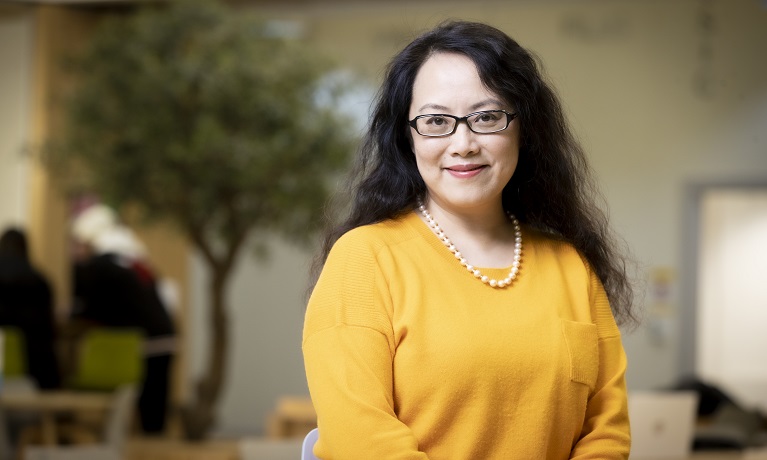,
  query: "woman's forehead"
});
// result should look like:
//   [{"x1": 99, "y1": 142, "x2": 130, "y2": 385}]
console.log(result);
[{"x1": 410, "y1": 53, "x2": 502, "y2": 112}]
